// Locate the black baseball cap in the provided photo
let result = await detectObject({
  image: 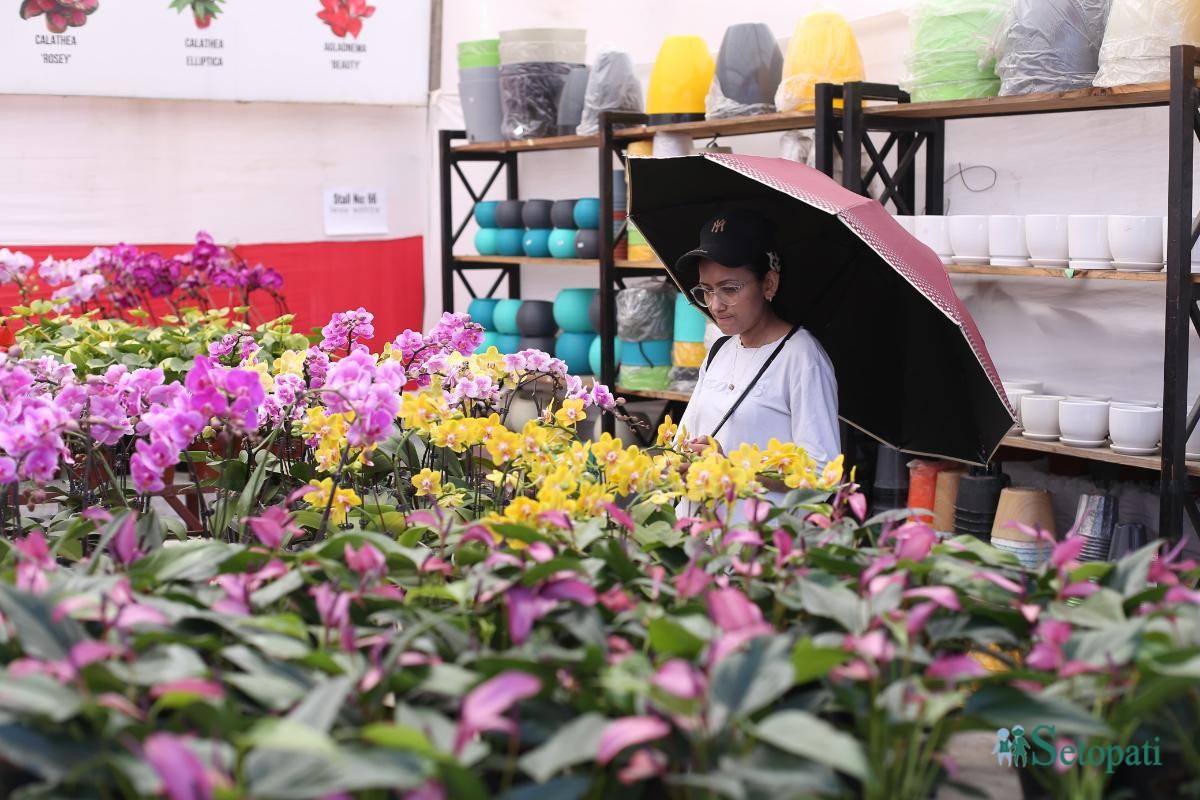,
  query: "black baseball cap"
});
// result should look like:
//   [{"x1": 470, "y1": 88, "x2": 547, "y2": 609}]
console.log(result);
[{"x1": 674, "y1": 208, "x2": 781, "y2": 285}]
